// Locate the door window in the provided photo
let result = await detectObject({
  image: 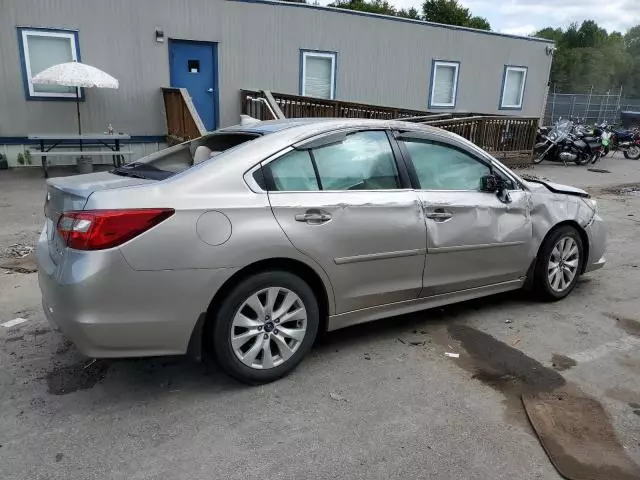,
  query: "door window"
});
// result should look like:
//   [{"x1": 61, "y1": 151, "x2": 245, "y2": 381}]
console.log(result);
[
  {"x1": 267, "y1": 131, "x2": 400, "y2": 191},
  {"x1": 403, "y1": 139, "x2": 489, "y2": 191},
  {"x1": 269, "y1": 150, "x2": 320, "y2": 191},
  {"x1": 313, "y1": 131, "x2": 400, "y2": 190}
]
